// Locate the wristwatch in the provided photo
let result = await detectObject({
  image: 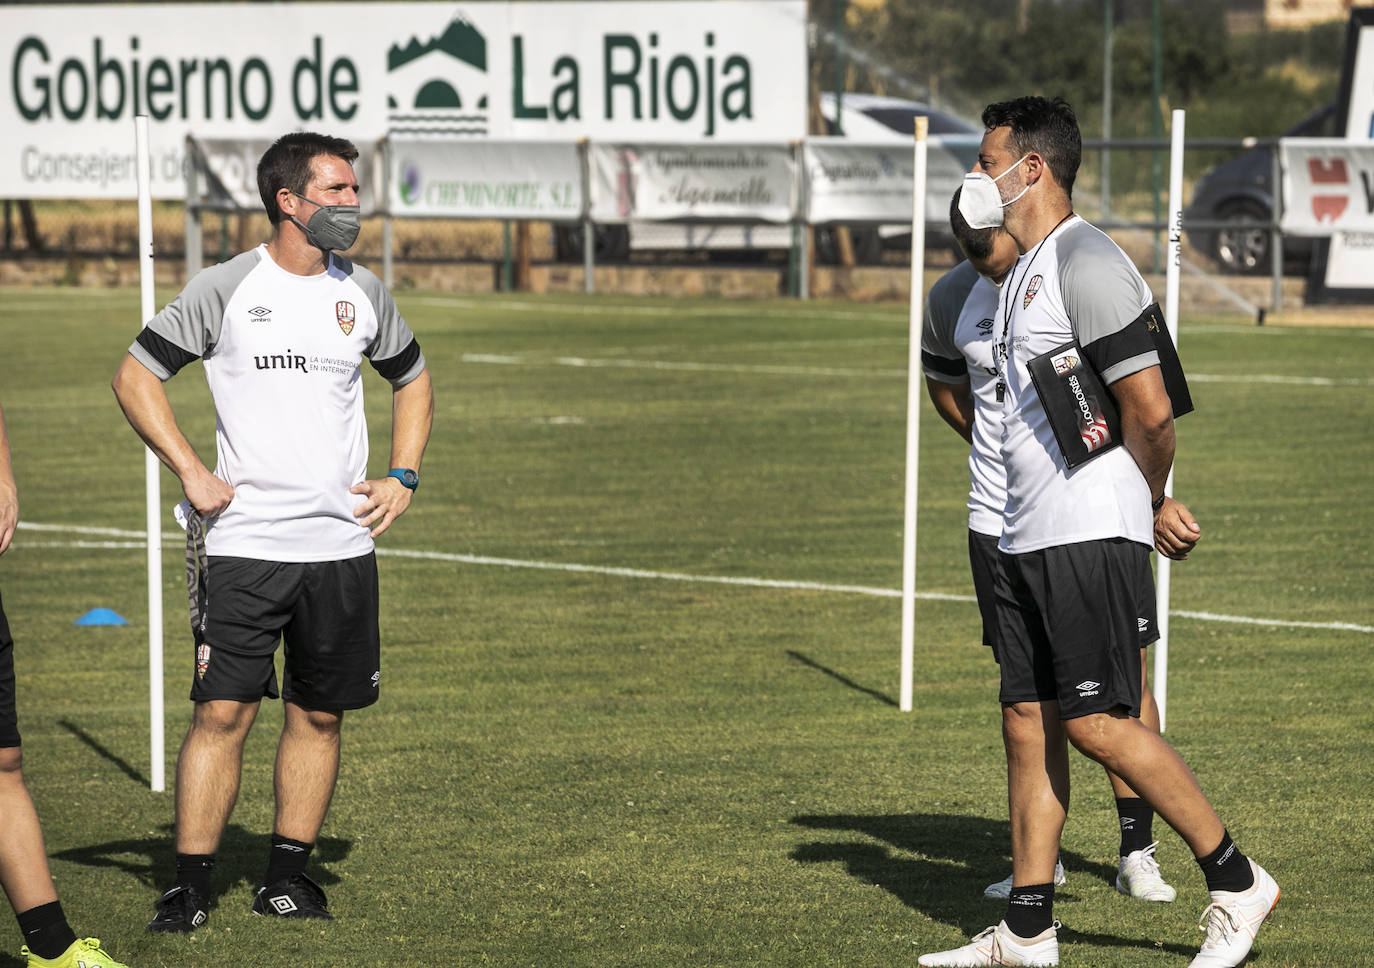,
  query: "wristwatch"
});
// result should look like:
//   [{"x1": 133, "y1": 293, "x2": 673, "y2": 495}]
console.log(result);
[{"x1": 387, "y1": 468, "x2": 419, "y2": 491}]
